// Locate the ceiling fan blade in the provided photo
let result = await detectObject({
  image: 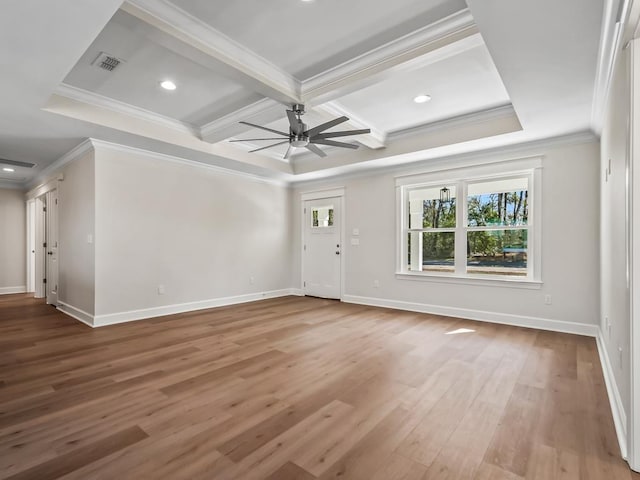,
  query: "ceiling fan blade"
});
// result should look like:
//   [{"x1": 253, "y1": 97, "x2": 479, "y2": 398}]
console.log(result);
[
  {"x1": 312, "y1": 128, "x2": 371, "y2": 139},
  {"x1": 284, "y1": 145, "x2": 293, "y2": 160},
  {"x1": 311, "y1": 138, "x2": 359, "y2": 149},
  {"x1": 286, "y1": 110, "x2": 301, "y2": 135},
  {"x1": 248, "y1": 140, "x2": 289, "y2": 153},
  {"x1": 305, "y1": 143, "x2": 327, "y2": 158},
  {"x1": 305, "y1": 116, "x2": 349, "y2": 137},
  {"x1": 229, "y1": 138, "x2": 285, "y2": 142},
  {"x1": 239, "y1": 121, "x2": 289, "y2": 137}
]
